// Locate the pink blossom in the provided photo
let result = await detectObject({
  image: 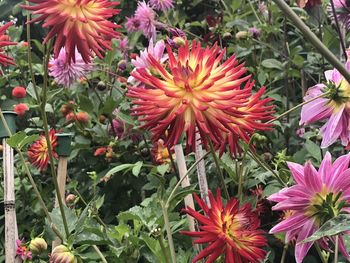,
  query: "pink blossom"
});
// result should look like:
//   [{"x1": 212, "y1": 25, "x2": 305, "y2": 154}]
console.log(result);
[
  {"x1": 149, "y1": 0, "x2": 174, "y2": 11},
  {"x1": 134, "y1": 1, "x2": 157, "y2": 40},
  {"x1": 128, "y1": 39, "x2": 167, "y2": 85},
  {"x1": 16, "y1": 239, "x2": 32, "y2": 260},
  {"x1": 125, "y1": 16, "x2": 141, "y2": 32},
  {"x1": 300, "y1": 61, "x2": 350, "y2": 148},
  {"x1": 268, "y1": 152, "x2": 350, "y2": 263},
  {"x1": 49, "y1": 48, "x2": 93, "y2": 87}
]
